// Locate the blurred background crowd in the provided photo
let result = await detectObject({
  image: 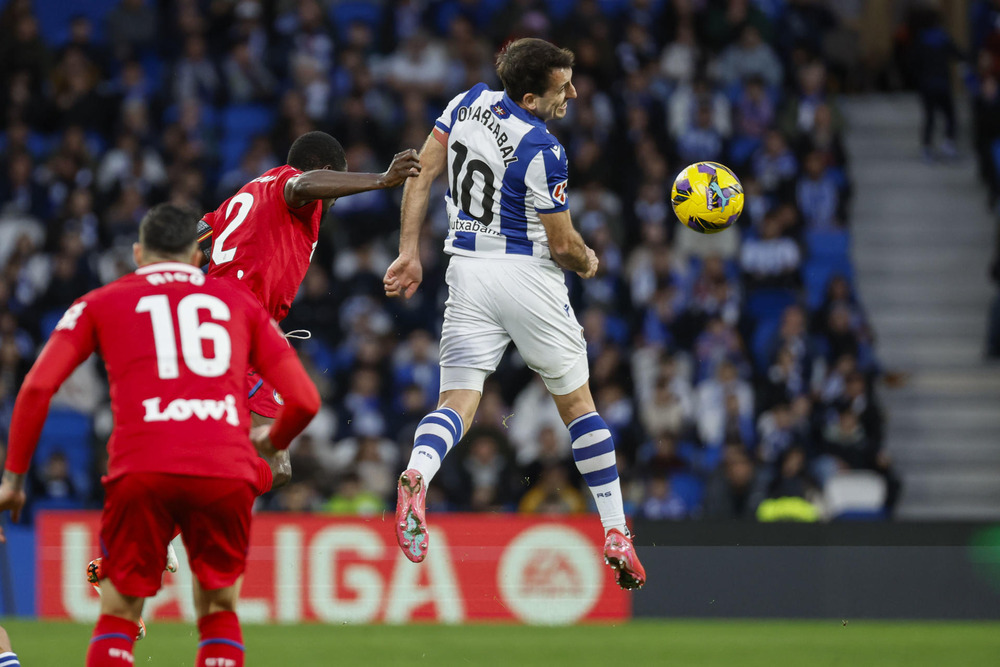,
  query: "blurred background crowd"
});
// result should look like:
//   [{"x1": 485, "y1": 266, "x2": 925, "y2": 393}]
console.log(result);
[{"x1": 0, "y1": 0, "x2": 996, "y2": 523}]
